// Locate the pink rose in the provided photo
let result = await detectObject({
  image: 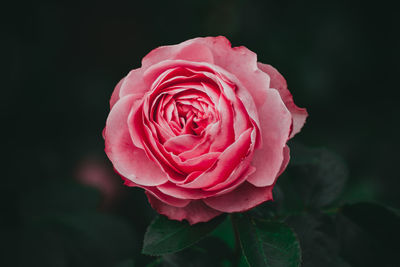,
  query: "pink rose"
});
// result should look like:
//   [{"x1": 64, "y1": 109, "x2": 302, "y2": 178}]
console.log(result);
[{"x1": 104, "y1": 36, "x2": 307, "y2": 224}]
